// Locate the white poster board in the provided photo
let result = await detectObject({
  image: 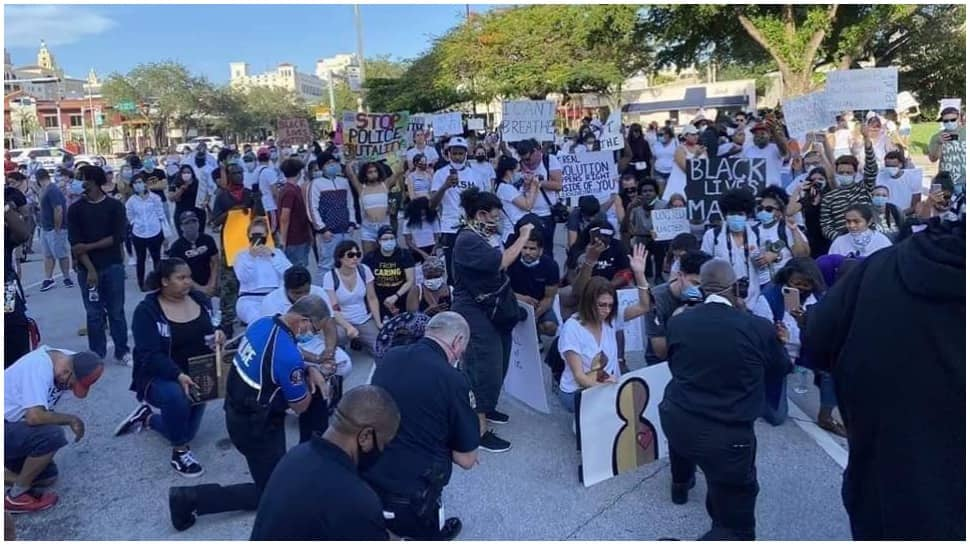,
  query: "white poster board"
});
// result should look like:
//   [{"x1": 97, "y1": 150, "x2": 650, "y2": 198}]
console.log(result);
[
  {"x1": 467, "y1": 117, "x2": 485, "y2": 131},
  {"x1": 615, "y1": 288, "x2": 645, "y2": 353},
  {"x1": 782, "y1": 91, "x2": 829, "y2": 139},
  {"x1": 599, "y1": 111, "x2": 624, "y2": 151},
  {"x1": 500, "y1": 100, "x2": 556, "y2": 142},
  {"x1": 559, "y1": 151, "x2": 617, "y2": 199},
  {"x1": 824, "y1": 67, "x2": 898, "y2": 112},
  {"x1": 651, "y1": 208, "x2": 691, "y2": 241},
  {"x1": 432, "y1": 112, "x2": 463, "y2": 137},
  {"x1": 577, "y1": 363, "x2": 672, "y2": 487},
  {"x1": 408, "y1": 114, "x2": 429, "y2": 140},
  {"x1": 503, "y1": 302, "x2": 550, "y2": 414}
]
